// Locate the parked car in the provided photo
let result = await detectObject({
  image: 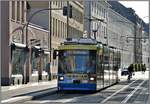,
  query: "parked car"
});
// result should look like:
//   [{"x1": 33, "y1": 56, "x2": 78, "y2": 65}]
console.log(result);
[{"x1": 121, "y1": 68, "x2": 129, "y2": 76}]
